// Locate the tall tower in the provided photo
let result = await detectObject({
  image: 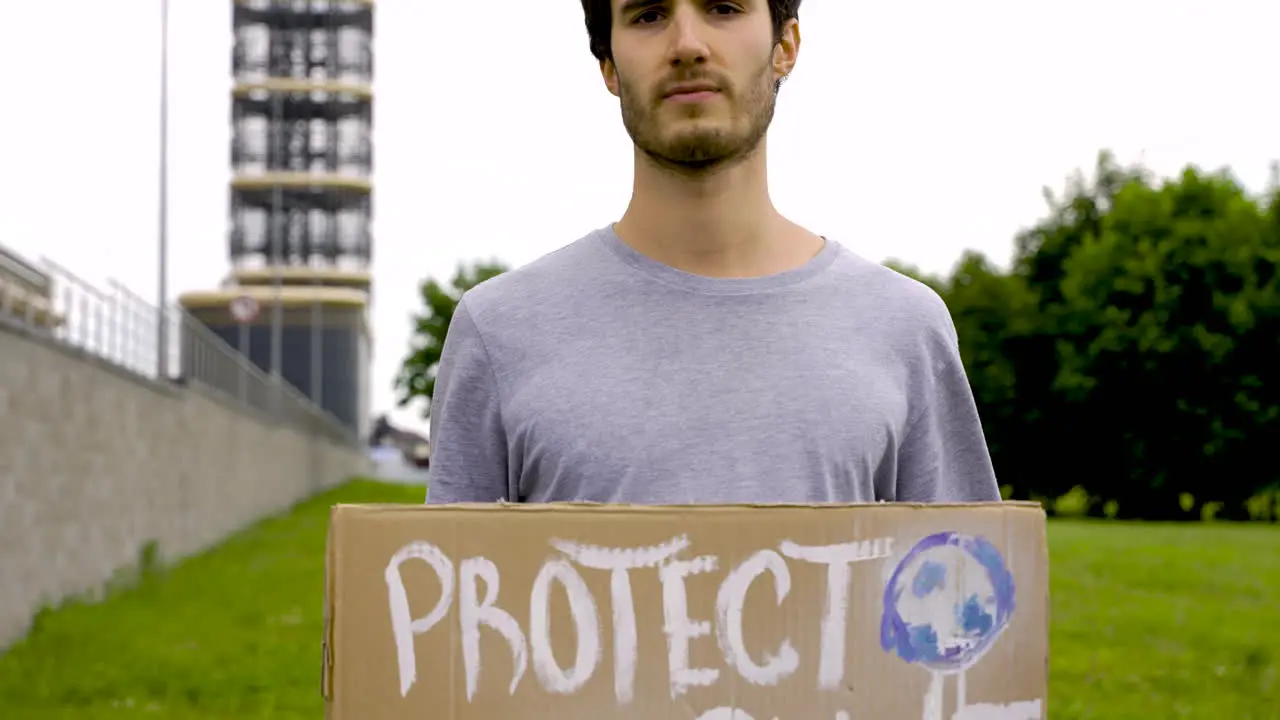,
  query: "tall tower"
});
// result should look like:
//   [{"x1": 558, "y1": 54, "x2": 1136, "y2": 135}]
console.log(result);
[{"x1": 179, "y1": 0, "x2": 375, "y2": 438}]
